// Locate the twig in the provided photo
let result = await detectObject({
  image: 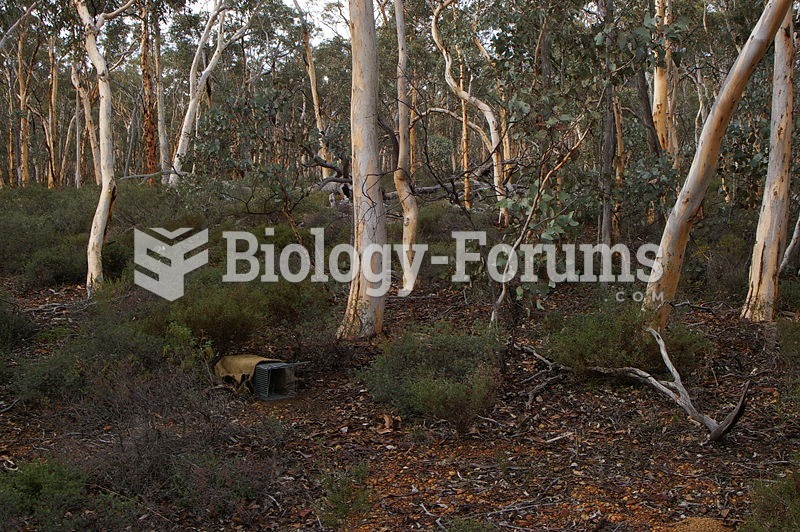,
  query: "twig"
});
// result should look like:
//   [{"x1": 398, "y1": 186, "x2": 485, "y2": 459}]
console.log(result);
[{"x1": 0, "y1": 399, "x2": 19, "y2": 414}]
